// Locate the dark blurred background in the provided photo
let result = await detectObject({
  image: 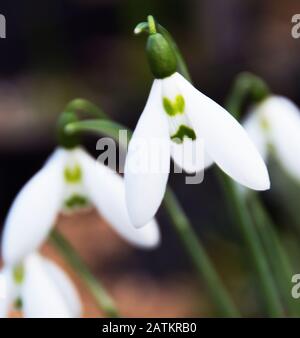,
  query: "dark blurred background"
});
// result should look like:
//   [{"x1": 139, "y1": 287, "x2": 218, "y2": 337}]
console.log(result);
[{"x1": 1, "y1": 0, "x2": 300, "y2": 317}]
